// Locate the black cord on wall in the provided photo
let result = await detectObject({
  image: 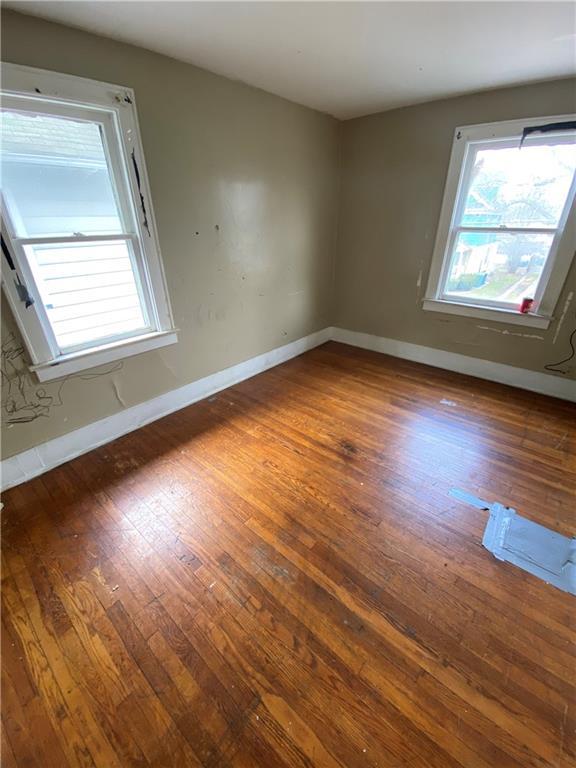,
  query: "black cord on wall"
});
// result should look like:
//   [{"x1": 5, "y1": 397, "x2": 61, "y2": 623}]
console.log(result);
[{"x1": 544, "y1": 321, "x2": 576, "y2": 375}]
